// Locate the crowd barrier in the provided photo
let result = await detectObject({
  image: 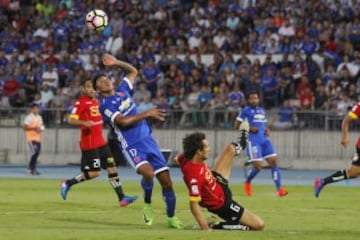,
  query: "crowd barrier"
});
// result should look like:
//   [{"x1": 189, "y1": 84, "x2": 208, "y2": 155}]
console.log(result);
[{"x1": 0, "y1": 107, "x2": 357, "y2": 170}]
